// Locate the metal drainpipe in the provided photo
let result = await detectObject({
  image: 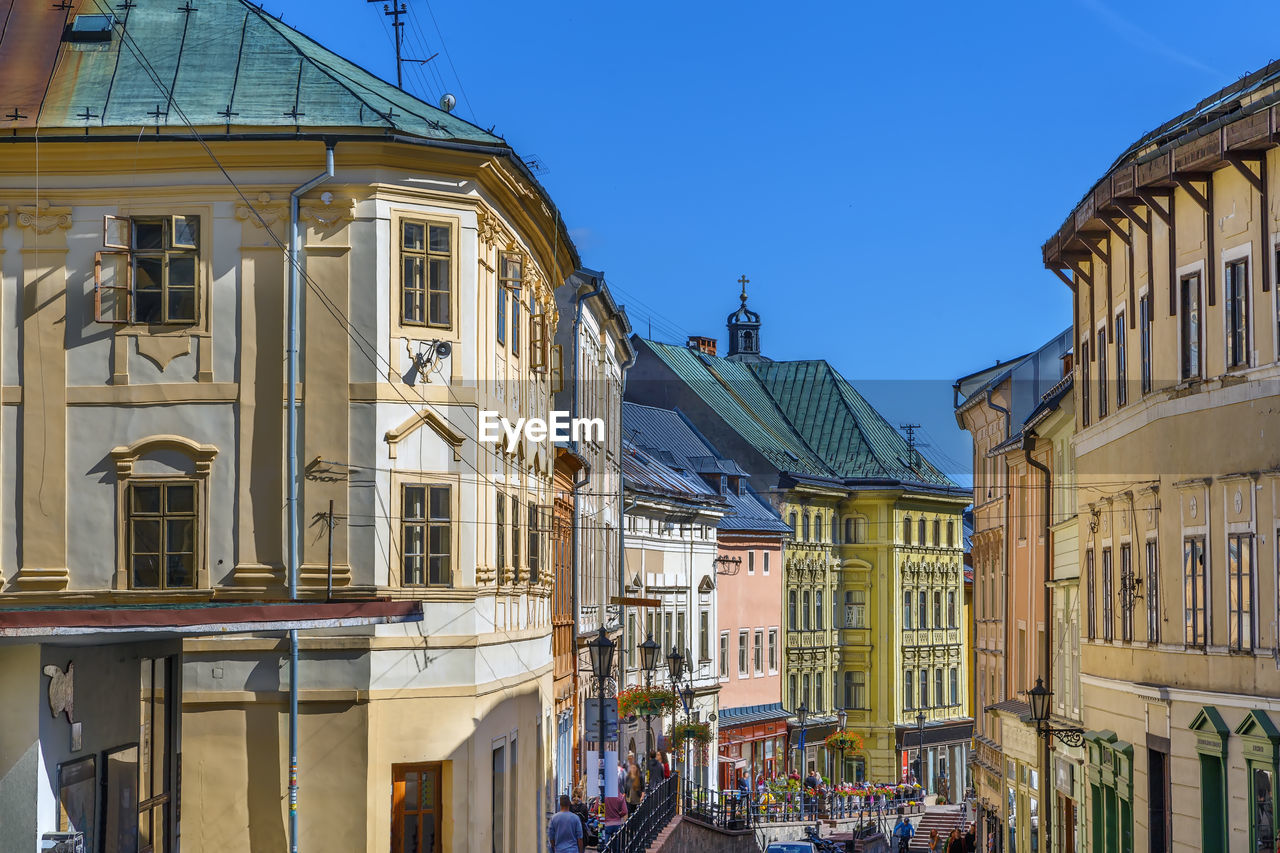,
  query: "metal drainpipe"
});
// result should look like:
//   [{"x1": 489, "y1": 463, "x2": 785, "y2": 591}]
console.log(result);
[
  {"x1": 1023, "y1": 432, "x2": 1053, "y2": 853},
  {"x1": 287, "y1": 142, "x2": 335, "y2": 853},
  {"x1": 616, "y1": 342, "x2": 637, "y2": 725}
]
